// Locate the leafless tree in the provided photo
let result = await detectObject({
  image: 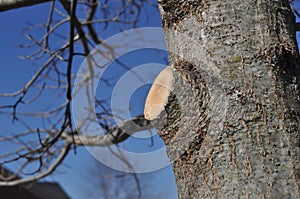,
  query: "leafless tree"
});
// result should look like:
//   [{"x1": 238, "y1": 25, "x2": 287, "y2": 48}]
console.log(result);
[{"x1": 0, "y1": 0, "x2": 155, "y2": 187}]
